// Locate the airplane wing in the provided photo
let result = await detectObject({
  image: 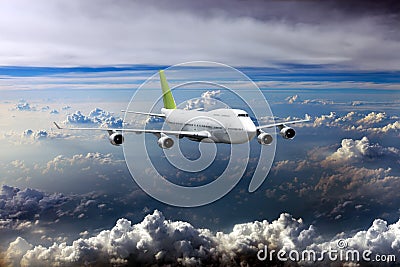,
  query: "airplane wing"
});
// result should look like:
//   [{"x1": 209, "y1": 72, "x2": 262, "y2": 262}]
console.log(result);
[
  {"x1": 121, "y1": 110, "x2": 166, "y2": 118},
  {"x1": 256, "y1": 118, "x2": 310, "y2": 130},
  {"x1": 53, "y1": 122, "x2": 210, "y2": 139}
]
